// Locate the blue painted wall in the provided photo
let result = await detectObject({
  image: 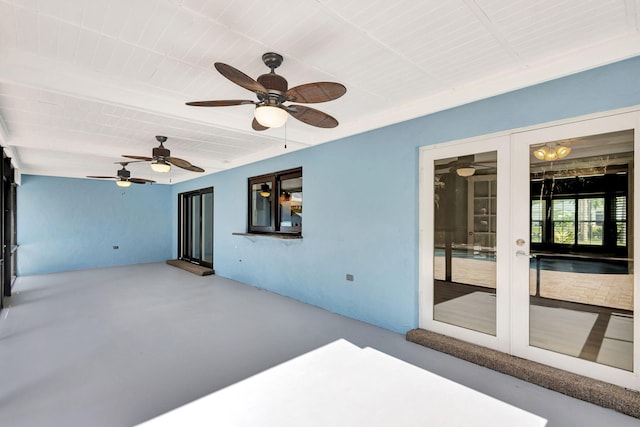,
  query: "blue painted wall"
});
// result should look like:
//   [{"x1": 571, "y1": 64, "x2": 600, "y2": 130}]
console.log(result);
[
  {"x1": 17, "y1": 175, "x2": 172, "y2": 275},
  {"x1": 170, "y1": 56, "x2": 640, "y2": 333}
]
